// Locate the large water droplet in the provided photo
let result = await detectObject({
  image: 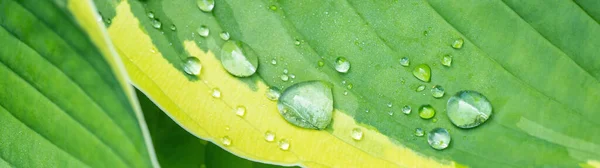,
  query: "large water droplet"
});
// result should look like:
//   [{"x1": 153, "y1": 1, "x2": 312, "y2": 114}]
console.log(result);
[
  {"x1": 428, "y1": 128, "x2": 450, "y2": 150},
  {"x1": 278, "y1": 139, "x2": 290, "y2": 151},
  {"x1": 211, "y1": 88, "x2": 221, "y2": 98},
  {"x1": 400, "y1": 57, "x2": 410, "y2": 67},
  {"x1": 264, "y1": 131, "x2": 275, "y2": 142},
  {"x1": 418, "y1": 105, "x2": 435, "y2": 119},
  {"x1": 183, "y1": 57, "x2": 202, "y2": 76},
  {"x1": 402, "y1": 105, "x2": 412, "y2": 115},
  {"x1": 220, "y1": 41, "x2": 259, "y2": 77},
  {"x1": 235, "y1": 106, "x2": 246, "y2": 117},
  {"x1": 412, "y1": 64, "x2": 431, "y2": 82},
  {"x1": 222, "y1": 136, "x2": 232, "y2": 146},
  {"x1": 334, "y1": 57, "x2": 350, "y2": 73},
  {"x1": 447, "y1": 91, "x2": 492, "y2": 128},
  {"x1": 220, "y1": 32, "x2": 230, "y2": 40},
  {"x1": 415, "y1": 128, "x2": 424, "y2": 137},
  {"x1": 351, "y1": 128, "x2": 363, "y2": 141},
  {"x1": 265, "y1": 88, "x2": 281, "y2": 101},
  {"x1": 452, "y1": 38, "x2": 464, "y2": 49},
  {"x1": 431, "y1": 85, "x2": 445, "y2": 98},
  {"x1": 277, "y1": 81, "x2": 333, "y2": 130},
  {"x1": 196, "y1": 0, "x2": 215, "y2": 12},
  {"x1": 280, "y1": 74, "x2": 289, "y2": 81},
  {"x1": 197, "y1": 26, "x2": 210, "y2": 37},
  {"x1": 441, "y1": 55, "x2": 452, "y2": 67}
]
